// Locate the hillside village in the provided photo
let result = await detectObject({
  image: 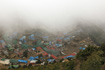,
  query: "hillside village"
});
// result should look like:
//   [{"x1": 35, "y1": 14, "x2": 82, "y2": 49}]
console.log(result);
[{"x1": 0, "y1": 27, "x2": 99, "y2": 70}]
